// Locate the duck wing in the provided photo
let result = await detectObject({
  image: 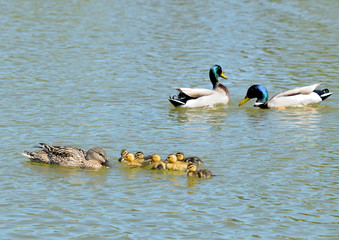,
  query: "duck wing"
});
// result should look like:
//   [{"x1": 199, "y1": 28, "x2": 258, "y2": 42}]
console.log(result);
[
  {"x1": 39, "y1": 143, "x2": 86, "y2": 166},
  {"x1": 172, "y1": 87, "x2": 215, "y2": 98},
  {"x1": 273, "y1": 83, "x2": 322, "y2": 98}
]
